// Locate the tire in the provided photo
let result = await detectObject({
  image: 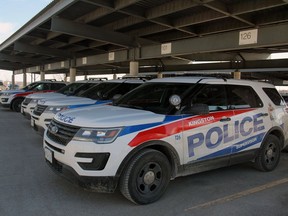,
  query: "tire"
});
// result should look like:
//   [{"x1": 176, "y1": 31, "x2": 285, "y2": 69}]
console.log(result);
[
  {"x1": 11, "y1": 98, "x2": 23, "y2": 112},
  {"x1": 119, "y1": 149, "x2": 171, "y2": 205},
  {"x1": 254, "y1": 134, "x2": 281, "y2": 172}
]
